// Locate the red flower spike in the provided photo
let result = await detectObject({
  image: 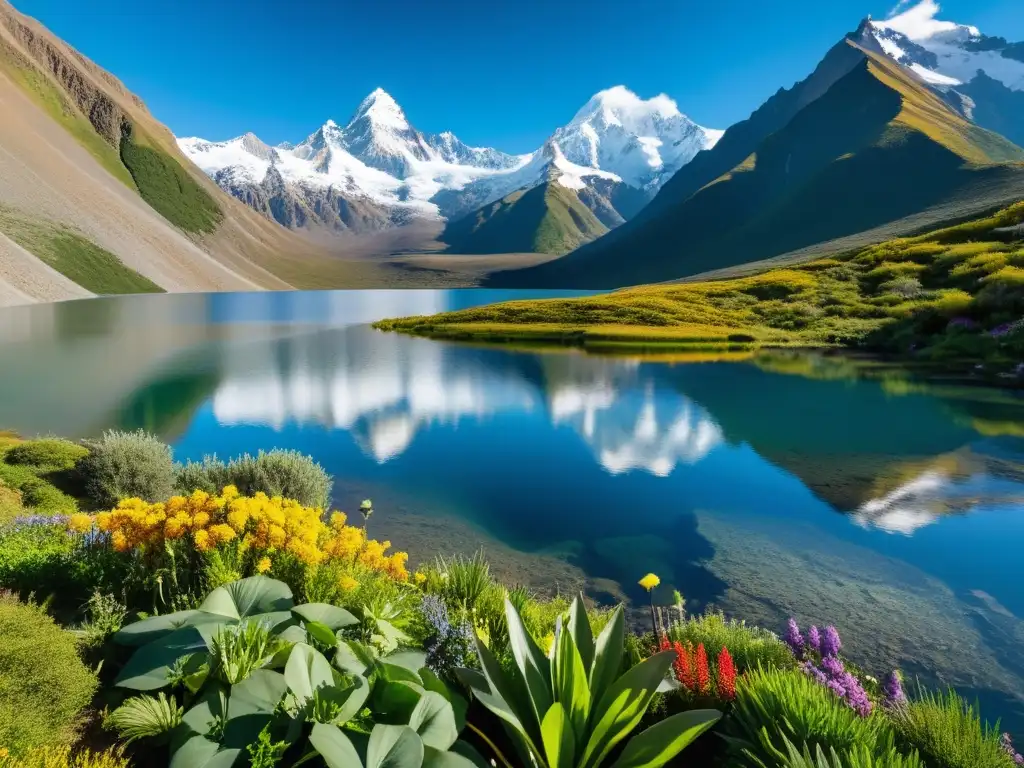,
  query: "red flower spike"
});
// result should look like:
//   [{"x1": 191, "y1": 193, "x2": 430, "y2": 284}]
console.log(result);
[
  {"x1": 717, "y1": 646, "x2": 736, "y2": 701},
  {"x1": 673, "y1": 641, "x2": 695, "y2": 690},
  {"x1": 695, "y1": 643, "x2": 710, "y2": 694}
]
